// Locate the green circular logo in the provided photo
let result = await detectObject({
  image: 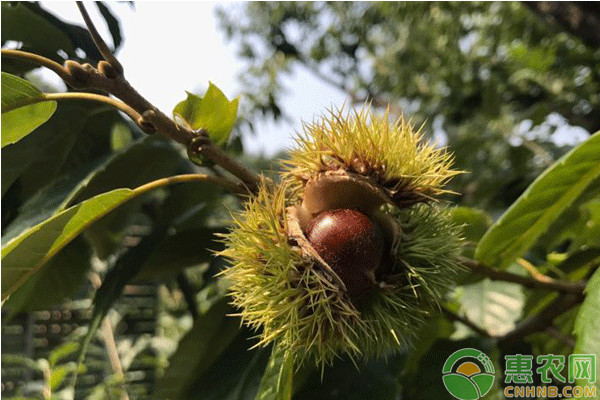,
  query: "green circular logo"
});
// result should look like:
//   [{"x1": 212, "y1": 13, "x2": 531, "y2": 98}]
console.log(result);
[{"x1": 442, "y1": 348, "x2": 495, "y2": 400}]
